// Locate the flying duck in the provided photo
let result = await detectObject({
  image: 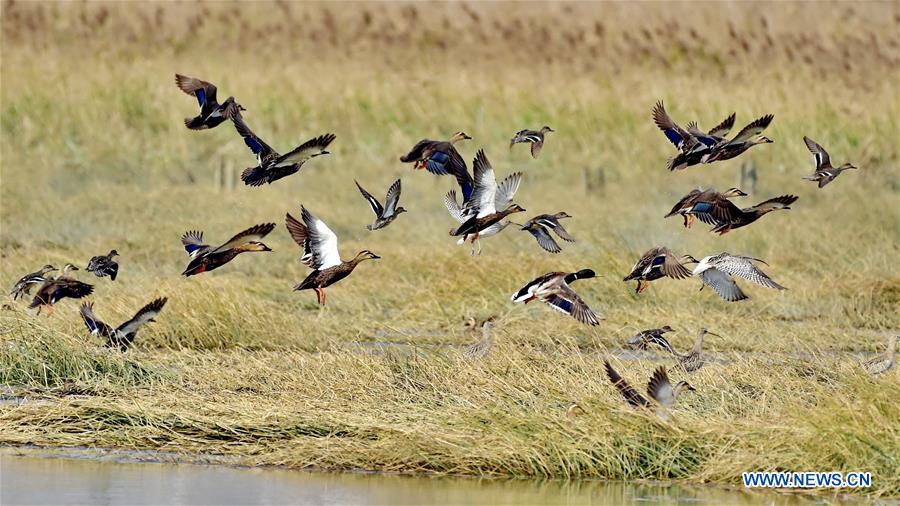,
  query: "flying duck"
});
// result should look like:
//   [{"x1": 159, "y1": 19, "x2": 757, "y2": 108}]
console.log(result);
[
  {"x1": 355, "y1": 179, "x2": 406, "y2": 231},
  {"x1": 400, "y1": 132, "x2": 474, "y2": 201},
  {"x1": 9, "y1": 264, "x2": 56, "y2": 301},
  {"x1": 80, "y1": 298, "x2": 168, "y2": 351},
  {"x1": 623, "y1": 247, "x2": 694, "y2": 293},
  {"x1": 604, "y1": 361, "x2": 695, "y2": 418},
  {"x1": 86, "y1": 250, "x2": 120, "y2": 280},
  {"x1": 665, "y1": 187, "x2": 747, "y2": 228},
  {"x1": 509, "y1": 126, "x2": 554, "y2": 158},
  {"x1": 626, "y1": 326, "x2": 676, "y2": 351},
  {"x1": 652, "y1": 101, "x2": 734, "y2": 171},
  {"x1": 802, "y1": 136, "x2": 857, "y2": 188},
  {"x1": 692, "y1": 253, "x2": 786, "y2": 301},
  {"x1": 707, "y1": 195, "x2": 798, "y2": 235},
  {"x1": 174, "y1": 74, "x2": 244, "y2": 130},
  {"x1": 511, "y1": 269, "x2": 601, "y2": 326},
  {"x1": 286, "y1": 206, "x2": 380, "y2": 305},
  {"x1": 519, "y1": 212, "x2": 575, "y2": 254},
  {"x1": 181, "y1": 223, "x2": 275, "y2": 276},
  {"x1": 443, "y1": 190, "x2": 515, "y2": 254},
  {"x1": 705, "y1": 114, "x2": 774, "y2": 162},
  {"x1": 28, "y1": 264, "x2": 93, "y2": 316},
  {"x1": 229, "y1": 109, "x2": 335, "y2": 187}
]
